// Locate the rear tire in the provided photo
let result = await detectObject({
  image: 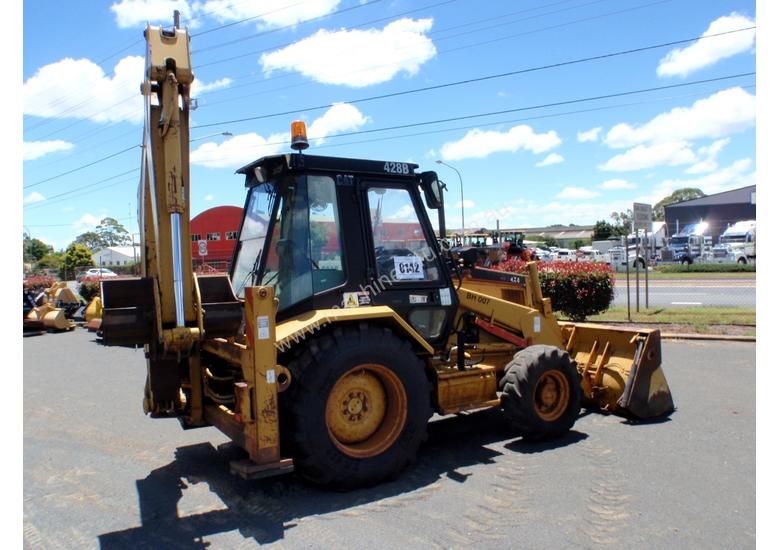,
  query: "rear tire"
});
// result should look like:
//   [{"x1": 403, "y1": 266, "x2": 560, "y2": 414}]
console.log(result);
[
  {"x1": 499, "y1": 345, "x2": 581, "y2": 440},
  {"x1": 281, "y1": 325, "x2": 433, "y2": 489},
  {"x1": 738, "y1": 257, "x2": 747, "y2": 265}
]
